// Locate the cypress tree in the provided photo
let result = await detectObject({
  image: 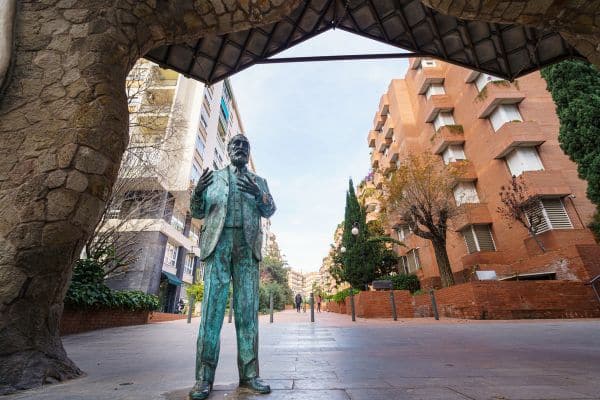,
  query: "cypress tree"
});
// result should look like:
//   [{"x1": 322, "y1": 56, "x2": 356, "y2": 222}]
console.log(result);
[{"x1": 541, "y1": 60, "x2": 600, "y2": 237}]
